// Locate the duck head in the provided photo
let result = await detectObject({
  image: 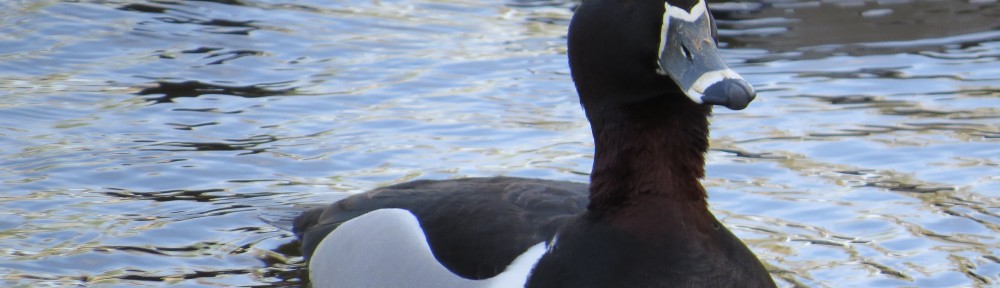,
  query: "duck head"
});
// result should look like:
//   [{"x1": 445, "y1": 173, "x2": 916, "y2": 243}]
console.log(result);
[{"x1": 568, "y1": 0, "x2": 755, "y2": 111}]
